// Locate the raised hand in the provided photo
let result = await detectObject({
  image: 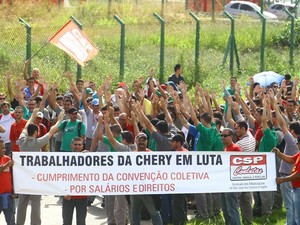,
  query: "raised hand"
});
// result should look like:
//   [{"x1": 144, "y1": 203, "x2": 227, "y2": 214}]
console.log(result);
[
  {"x1": 97, "y1": 85, "x2": 104, "y2": 97},
  {"x1": 64, "y1": 71, "x2": 72, "y2": 80},
  {"x1": 104, "y1": 112, "x2": 110, "y2": 123},
  {"x1": 248, "y1": 76, "x2": 254, "y2": 84},
  {"x1": 294, "y1": 78, "x2": 299, "y2": 86},
  {"x1": 57, "y1": 110, "x2": 65, "y2": 121},
  {"x1": 211, "y1": 92, "x2": 217, "y2": 100},
  {"x1": 123, "y1": 82, "x2": 129, "y2": 92},
  {"x1": 137, "y1": 77, "x2": 144, "y2": 85},
  {"x1": 105, "y1": 91, "x2": 111, "y2": 103},
  {"x1": 25, "y1": 60, "x2": 30, "y2": 66},
  {"x1": 149, "y1": 68, "x2": 154, "y2": 77}
]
